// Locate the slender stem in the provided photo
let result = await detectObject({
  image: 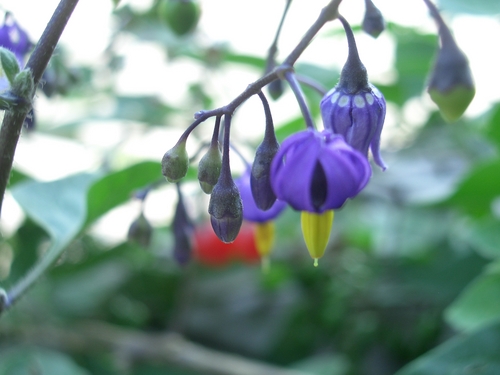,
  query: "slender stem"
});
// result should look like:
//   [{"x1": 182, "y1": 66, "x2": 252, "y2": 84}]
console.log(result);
[
  {"x1": 257, "y1": 91, "x2": 277, "y2": 140},
  {"x1": 422, "y1": 0, "x2": 456, "y2": 48},
  {"x1": 283, "y1": 0, "x2": 342, "y2": 67},
  {"x1": 265, "y1": 0, "x2": 293, "y2": 73},
  {"x1": 220, "y1": 114, "x2": 233, "y2": 184},
  {"x1": 296, "y1": 74, "x2": 327, "y2": 96},
  {"x1": 285, "y1": 71, "x2": 315, "y2": 129},
  {"x1": 0, "y1": 0, "x2": 80, "y2": 218}
]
